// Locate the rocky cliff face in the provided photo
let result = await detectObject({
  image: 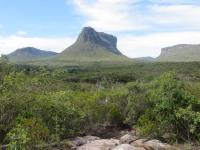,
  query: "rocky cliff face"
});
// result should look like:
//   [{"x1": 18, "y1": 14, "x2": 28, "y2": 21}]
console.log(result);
[{"x1": 76, "y1": 27, "x2": 121, "y2": 54}]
